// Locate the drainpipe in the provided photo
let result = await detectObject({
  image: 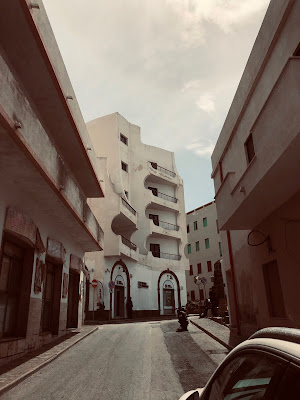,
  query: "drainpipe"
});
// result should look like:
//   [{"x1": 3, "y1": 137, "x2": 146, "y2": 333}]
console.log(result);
[{"x1": 226, "y1": 230, "x2": 241, "y2": 335}]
